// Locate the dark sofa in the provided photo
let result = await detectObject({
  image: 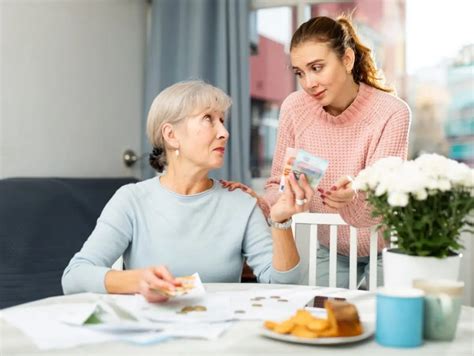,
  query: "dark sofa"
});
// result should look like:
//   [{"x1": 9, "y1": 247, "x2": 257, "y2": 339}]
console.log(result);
[{"x1": 0, "y1": 177, "x2": 138, "y2": 309}]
